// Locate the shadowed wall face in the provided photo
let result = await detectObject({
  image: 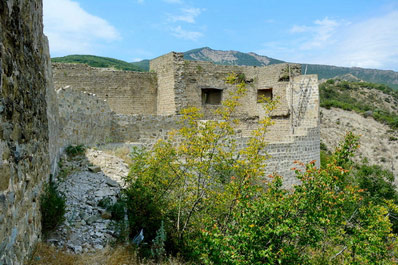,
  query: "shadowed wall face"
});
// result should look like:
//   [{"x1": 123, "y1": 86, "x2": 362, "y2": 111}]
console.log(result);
[
  {"x1": 0, "y1": 0, "x2": 51, "y2": 264},
  {"x1": 52, "y1": 63, "x2": 158, "y2": 115}
]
